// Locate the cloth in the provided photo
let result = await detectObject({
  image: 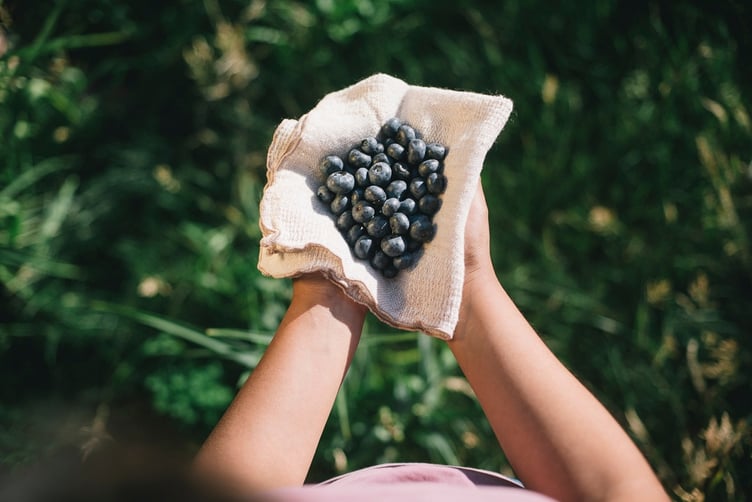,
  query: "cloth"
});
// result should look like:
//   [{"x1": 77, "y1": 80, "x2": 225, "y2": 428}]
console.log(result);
[
  {"x1": 258, "y1": 74, "x2": 513, "y2": 339},
  {"x1": 319, "y1": 462, "x2": 523, "y2": 487},
  {"x1": 266, "y1": 463, "x2": 556, "y2": 501}
]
